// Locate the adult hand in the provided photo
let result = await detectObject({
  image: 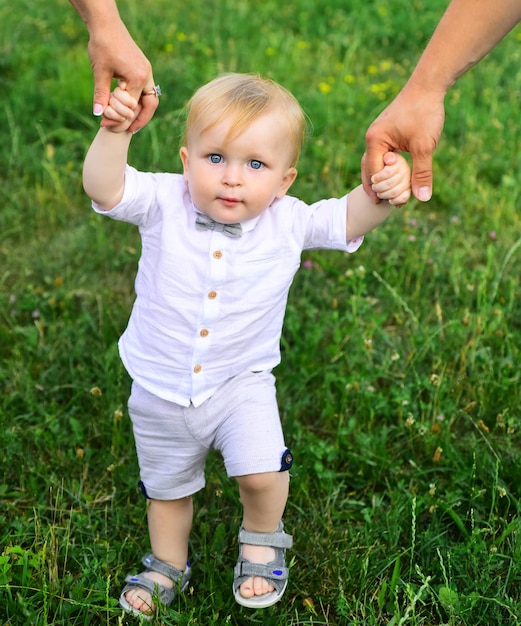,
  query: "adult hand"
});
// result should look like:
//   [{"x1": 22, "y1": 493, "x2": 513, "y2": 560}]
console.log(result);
[
  {"x1": 88, "y1": 19, "x2": 158, "y2": 132},
  {"x1": 362, "y1": 84, "x2": 445, "y2": 203}
]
